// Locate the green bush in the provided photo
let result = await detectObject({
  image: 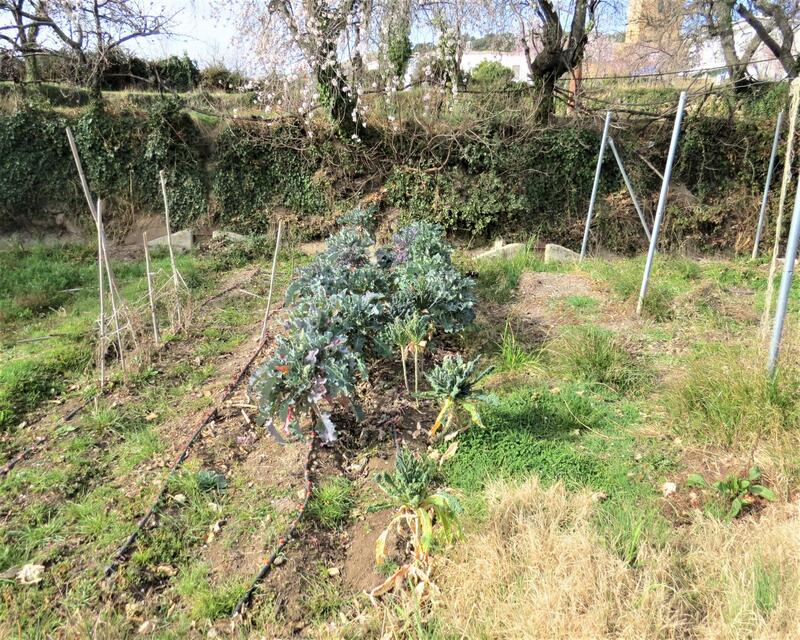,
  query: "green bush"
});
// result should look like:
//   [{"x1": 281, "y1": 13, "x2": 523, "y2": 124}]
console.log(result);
[
  {"x1": 469, "y1": 60, "x2": 515, "y2": 87},
  {"x1": 211, "y1": 125, "x2": 328, "y2": 232}
]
